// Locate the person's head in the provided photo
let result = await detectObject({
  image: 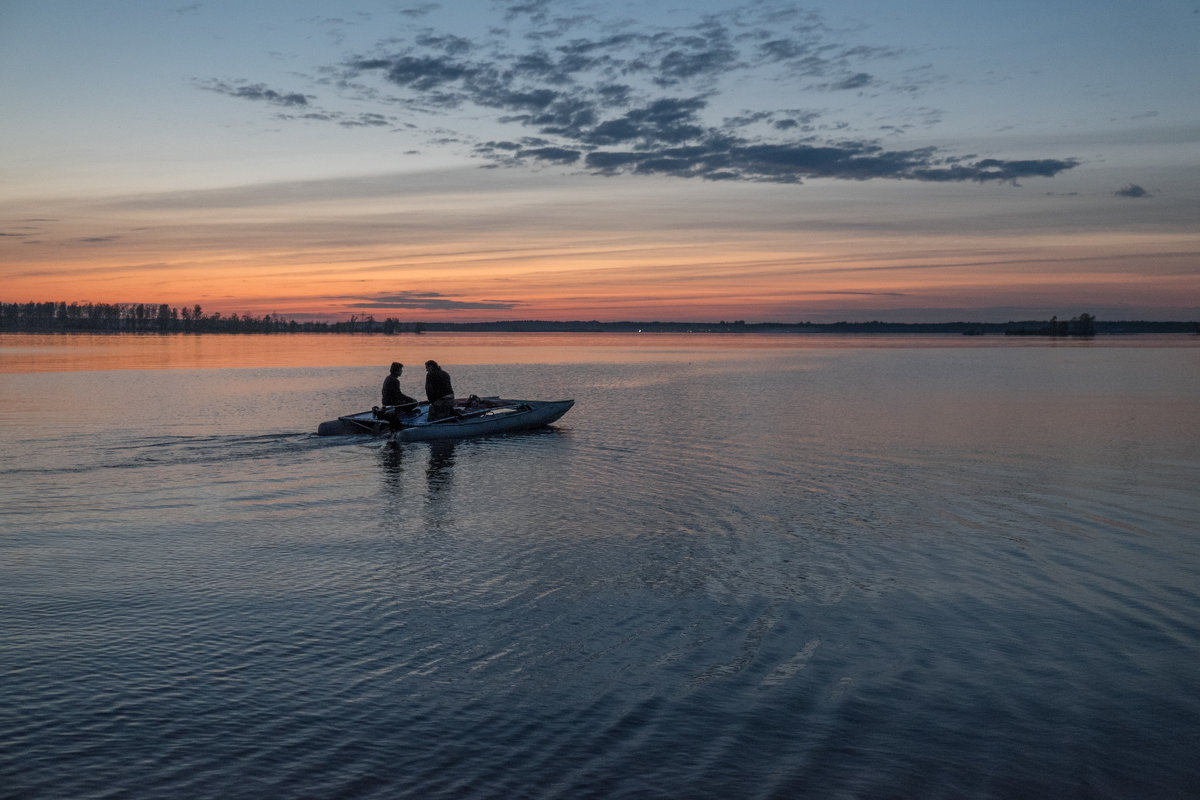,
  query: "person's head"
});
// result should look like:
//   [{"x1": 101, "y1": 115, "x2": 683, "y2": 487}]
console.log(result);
[
  {"x1": 390, "y1": 362, "x2": 403, "y2": 375},
  {"x1": 425, "y1": 360, "x2": 438, "y2": 370}
]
